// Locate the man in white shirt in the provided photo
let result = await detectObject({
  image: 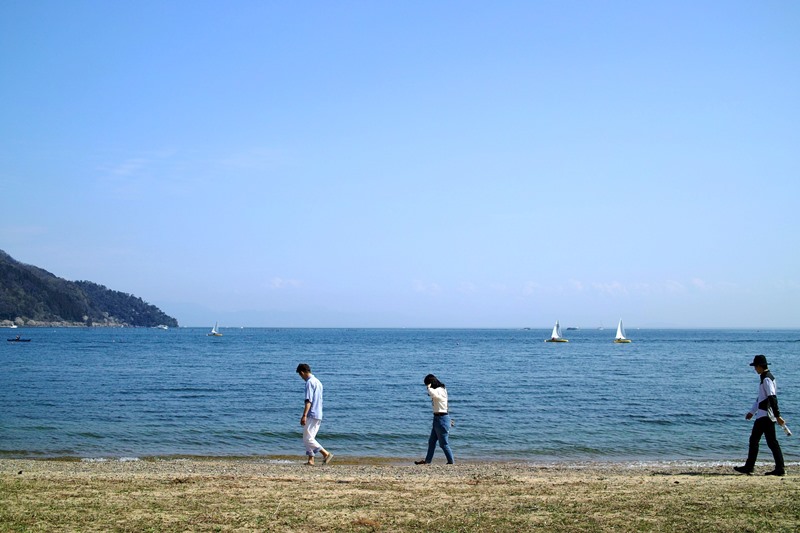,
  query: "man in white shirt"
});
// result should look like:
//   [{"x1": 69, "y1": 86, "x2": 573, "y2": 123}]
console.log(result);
[{"x1": 296, "y1": 363, "x2": 333, "y2": 466}]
